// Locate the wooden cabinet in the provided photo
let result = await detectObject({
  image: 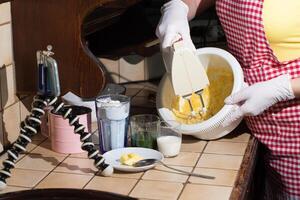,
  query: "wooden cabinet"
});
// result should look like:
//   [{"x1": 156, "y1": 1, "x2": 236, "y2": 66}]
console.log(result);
[{"x1": 11, "y1": 0, "x2": 161, "y2": 98}]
